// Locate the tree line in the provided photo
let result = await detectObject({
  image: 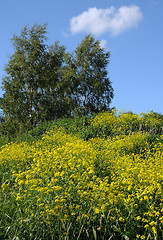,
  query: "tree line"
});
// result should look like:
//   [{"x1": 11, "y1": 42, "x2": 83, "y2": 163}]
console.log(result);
[{"x1": 0, "y1": 24, "x2": 114, "y2": 135}]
